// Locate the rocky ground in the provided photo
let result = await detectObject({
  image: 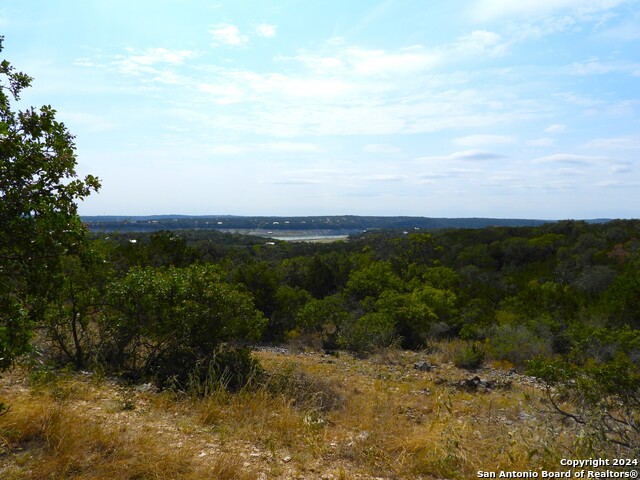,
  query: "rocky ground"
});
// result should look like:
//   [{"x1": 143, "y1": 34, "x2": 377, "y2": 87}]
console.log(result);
[{"x1": 0, "y1": 345, "x2": 586, "y2": 479}]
